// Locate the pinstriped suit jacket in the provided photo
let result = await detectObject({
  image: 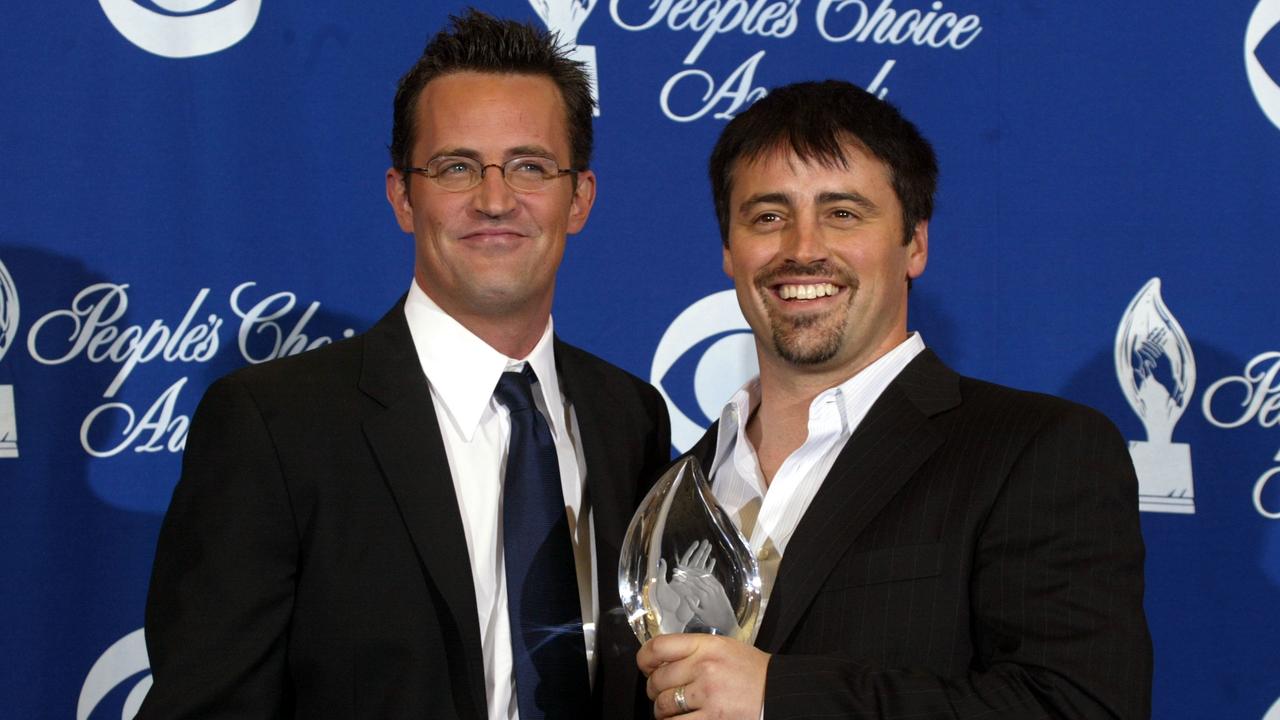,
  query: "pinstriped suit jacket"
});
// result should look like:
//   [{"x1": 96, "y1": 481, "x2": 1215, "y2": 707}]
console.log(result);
[{"x1": 686, "y1": 349, "x2": 1152, "y2": 719}]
